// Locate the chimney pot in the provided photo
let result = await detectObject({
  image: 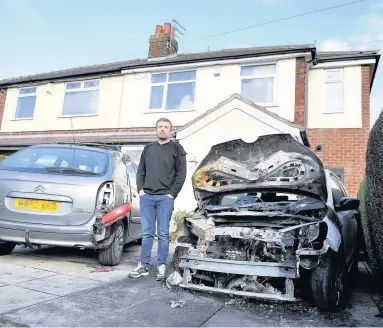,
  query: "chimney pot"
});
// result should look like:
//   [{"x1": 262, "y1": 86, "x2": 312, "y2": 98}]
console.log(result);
[
  {"x1": 155, "y1": 25, "x2": 163, "y2": 35},
  {"x1": 163, "y1": 23, "x2": 171, "y2": 34}
]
